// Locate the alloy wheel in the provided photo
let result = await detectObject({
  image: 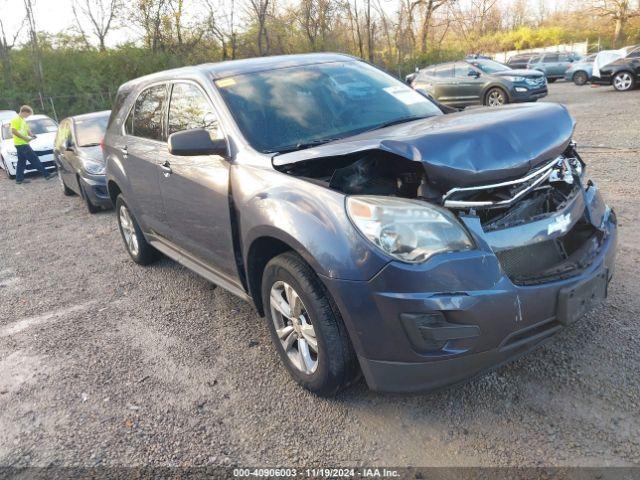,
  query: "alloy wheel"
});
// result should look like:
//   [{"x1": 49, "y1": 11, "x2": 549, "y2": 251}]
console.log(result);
[
  {"x1": 269, "y1": 281, "x2": 318, "y2": 374},
  {"x1": 613, "y1": 72, "x2": 633, "y2": 91},
  {"x1": 487, "y1": 89, "x2": 506, "y2": 107},
  {"x1": 119, "y1": 204, "x2": 139, "y2": 257}
]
